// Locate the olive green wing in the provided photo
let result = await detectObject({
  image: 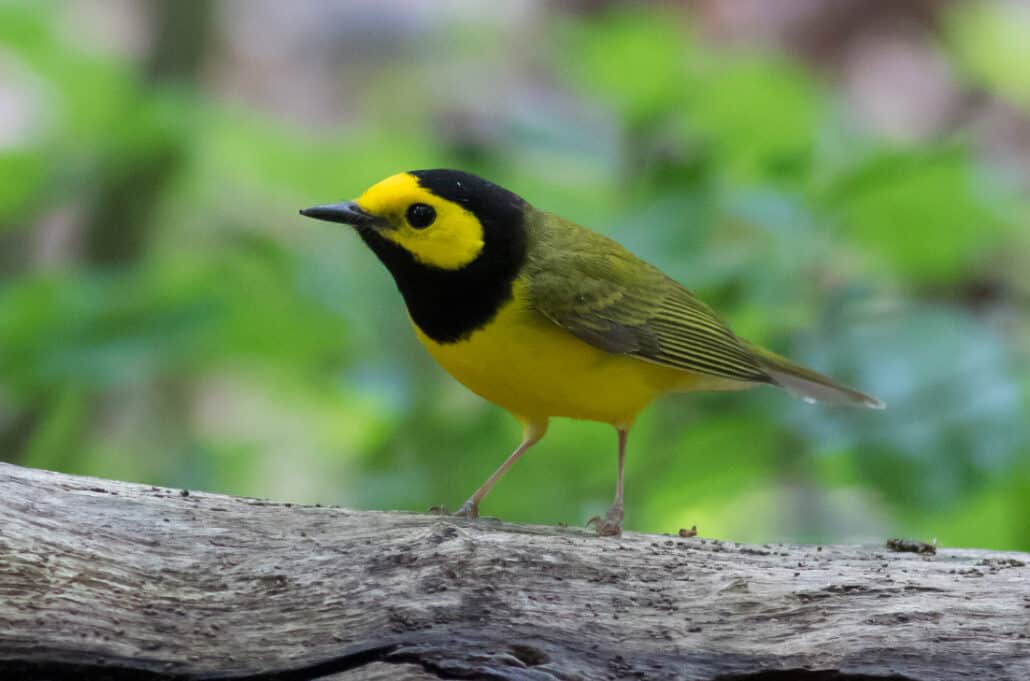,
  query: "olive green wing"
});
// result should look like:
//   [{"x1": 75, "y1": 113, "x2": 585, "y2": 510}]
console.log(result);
[{"x1": 523, "y1": 213, "x2": 769, "y2": 384}]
